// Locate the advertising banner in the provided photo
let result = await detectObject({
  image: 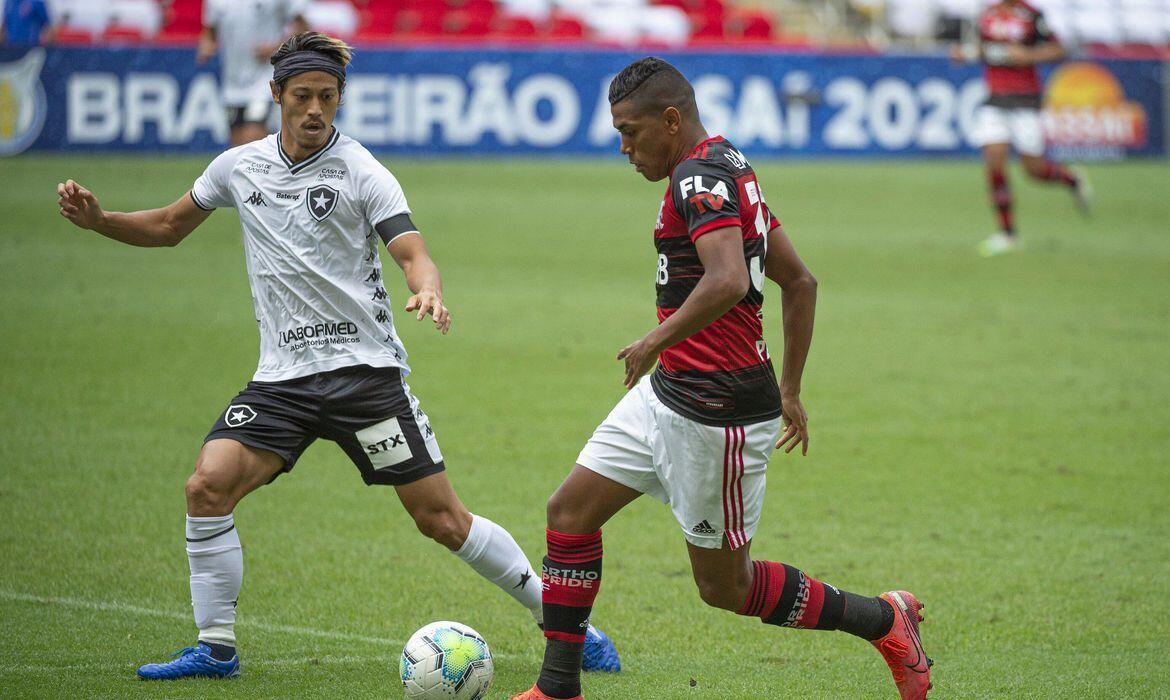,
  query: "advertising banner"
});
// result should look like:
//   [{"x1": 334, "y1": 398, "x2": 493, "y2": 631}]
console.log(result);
[{"x1": 1, "y1": 45, "x2": 1164, "y2": 158}]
